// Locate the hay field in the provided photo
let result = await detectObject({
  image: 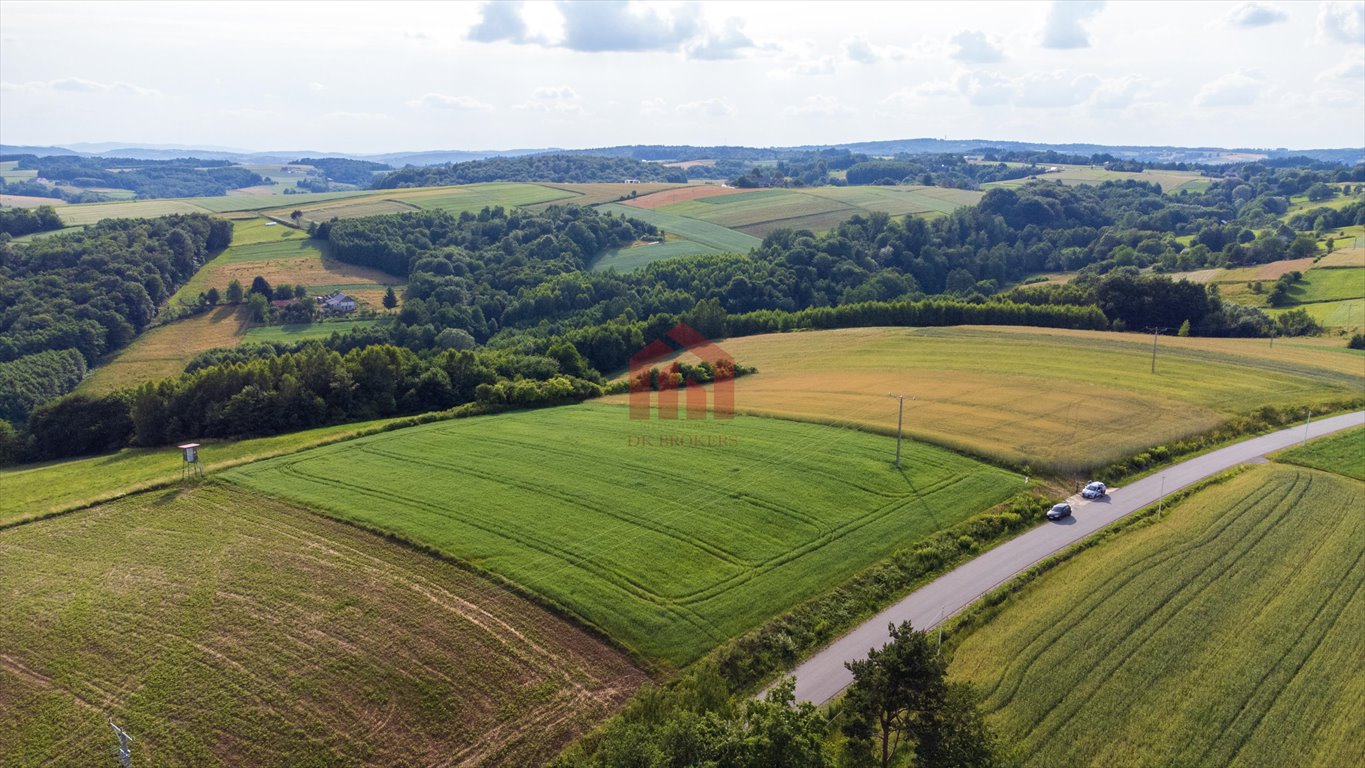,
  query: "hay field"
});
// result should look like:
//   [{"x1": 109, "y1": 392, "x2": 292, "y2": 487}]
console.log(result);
[
  {"x1": 1317, "y1": 246, "x2": 1365, "y2": 269},
  {"x1": 624, "y1": 184, "x2": 743, "y2": 209},
  {"x1": 0, "y1": 484, "x2": 644, "y2": 767},
  {"x1": 52, "y1": 199, "x2": 213, "y2": 225},
  {"x1": 609, "y1": 327, "x2": 1365, "y2": 474},
  {"x1": 226, "y1": 404, "x2": 1019, "y2": 664},
  {"x1": 537, "y1": 182, "x2": 686, "y2": 207},
  {"x1": 79, "y1": 306, "x2": 250, "y2": 394},
  {"x1": 259, "y1": 183, "x2": 579, "y2": 225},
  {"x1": 0, "y1": 193, "x2": 63, "y2": 208},
  {"x1": 949, "y1": 464, "x2": 1364, "y2": 768},
  {"x1": 985, "y1": 164, "x2": 1208, "y2": 192},
  {"x1": 800, "y1": 185, "x2": 984, "y2": 215}
]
